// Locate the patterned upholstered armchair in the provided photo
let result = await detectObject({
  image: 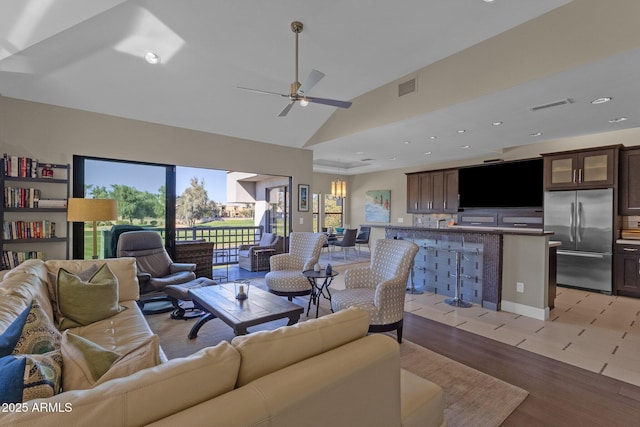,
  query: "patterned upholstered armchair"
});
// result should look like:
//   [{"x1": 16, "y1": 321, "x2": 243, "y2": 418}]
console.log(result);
[
  {"x1": 265, "y1": 232, "x2": 327, "y2": 301},
  {"x1": 331, "y1": 238, "x2": 419, "y2": 343},
  {"x1": 237, "y1": 232, "x2": 280, "y2": 272}
]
